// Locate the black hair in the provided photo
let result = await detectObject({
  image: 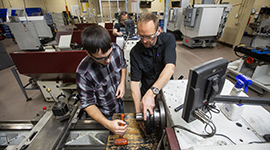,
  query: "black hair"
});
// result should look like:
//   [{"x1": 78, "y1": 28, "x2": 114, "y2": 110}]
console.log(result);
[
  {"x1": 81, "y1": 25, "x2": 111, "y2": 54},
  {"x1": 120, "y1": 11, "x2": 128, "y2": 18},
  {"x1": 119, "y1": 11, "x2": 128, "y2": 22}
]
